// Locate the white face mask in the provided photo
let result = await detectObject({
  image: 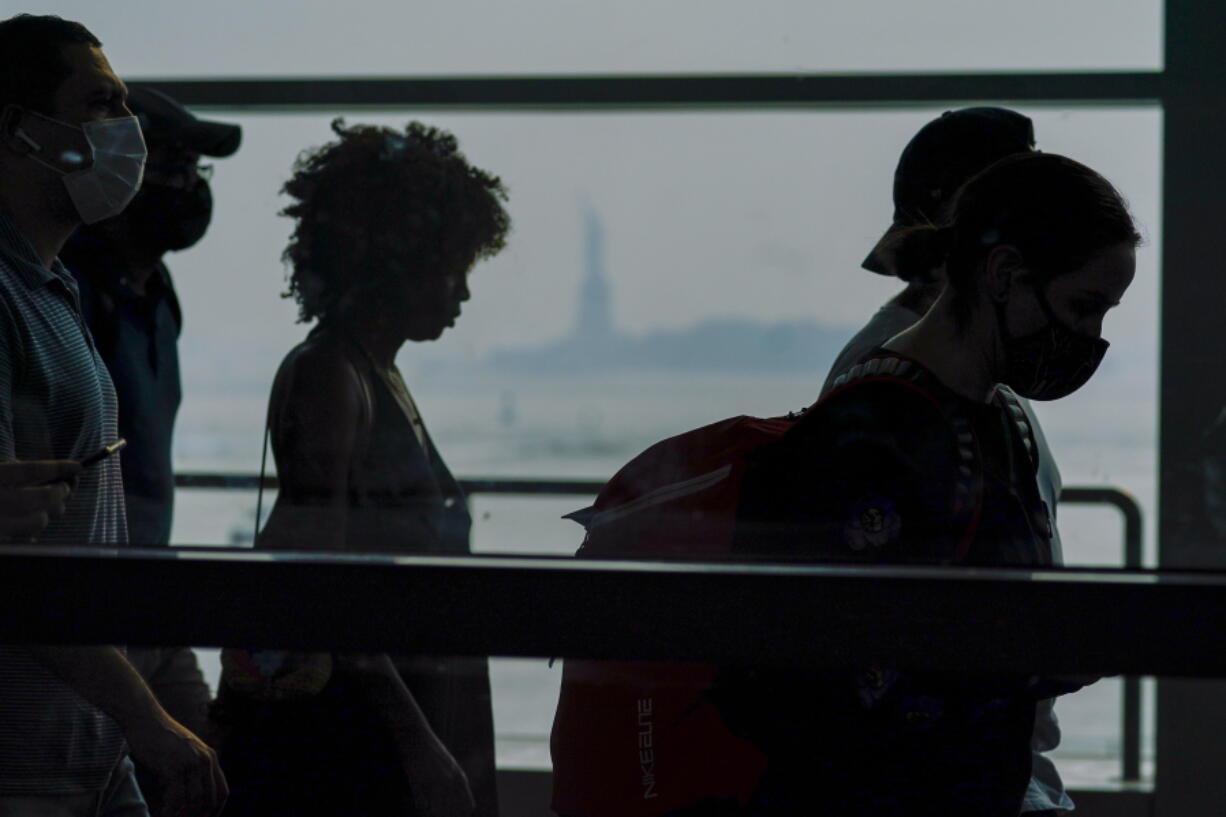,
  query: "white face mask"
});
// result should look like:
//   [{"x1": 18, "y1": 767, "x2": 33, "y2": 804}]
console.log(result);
[{"x1": 14, "y1": 108, "x2": 147, "y2": 225}]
